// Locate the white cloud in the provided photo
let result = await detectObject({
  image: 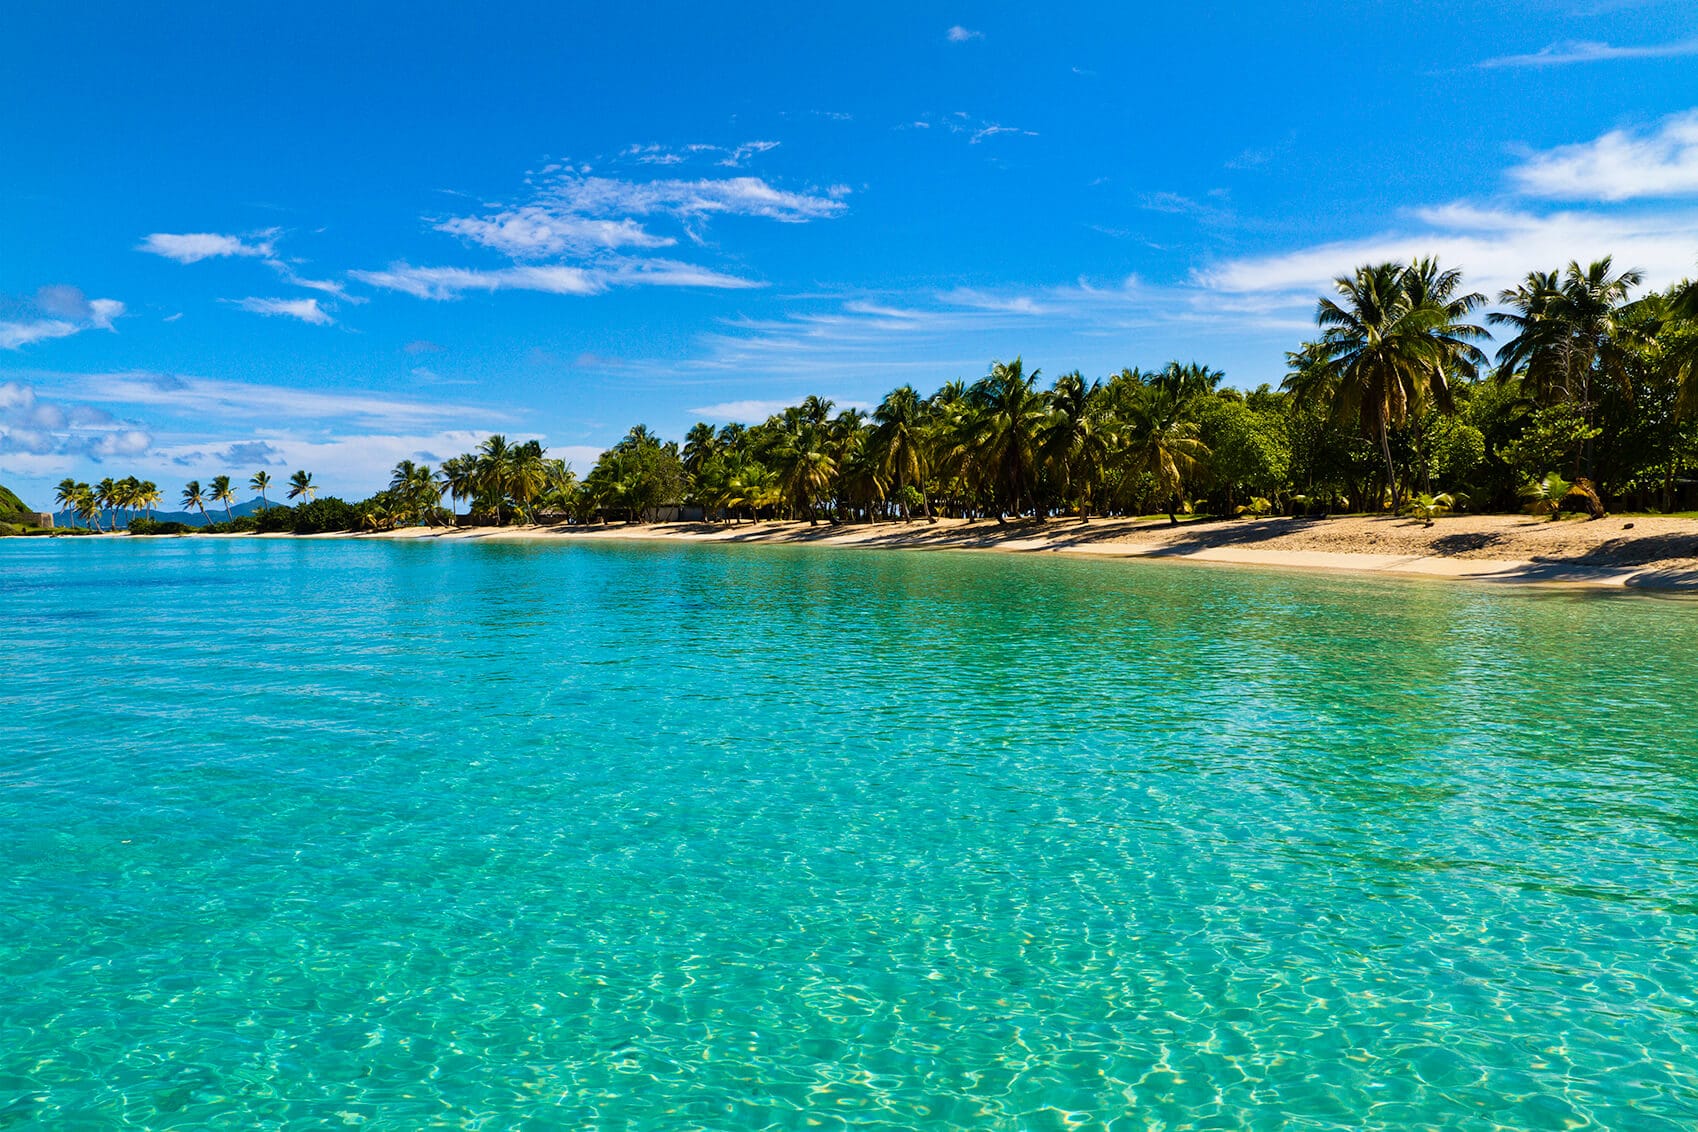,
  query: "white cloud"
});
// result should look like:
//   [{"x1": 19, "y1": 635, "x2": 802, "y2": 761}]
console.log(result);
[
  {"x1": 230, "y1": 297, "x2": 335, "y2": 325},
  {"x1": 0, "y1": 380, "x2": 152, "y2": 463},
  {"x1": 0, "y1": 319, "x2": 81, "y2": 349},
  {"x1": 436, "y1": 207, "x2": 675, "y2": 258},
  {"x1": 946, "y1": 25, "x2": 982, "y2": 42},
  {"x1": 351, "y1": 259, "x2": 760, "y2": 300},
  {"x1": 1508, "y1": 110, "x2": 1698, "y2": 201},
  {"x1": 1195, "y1": 201, "x2": 1698, "y2": 299},
  {"x1": 138, "y1": 230, "x2": 277, "y2": 263},
  {"x1": 0, "y1": 286, "x2": 125, "y2": 349},
  {"x1": 1479, "y1": 37, "x2": 1698, "y2": 68}
]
